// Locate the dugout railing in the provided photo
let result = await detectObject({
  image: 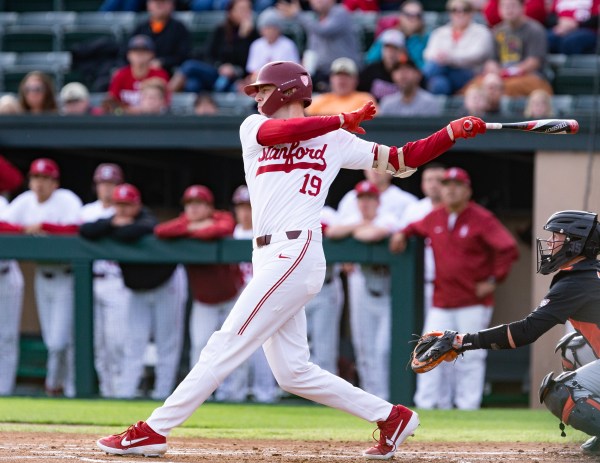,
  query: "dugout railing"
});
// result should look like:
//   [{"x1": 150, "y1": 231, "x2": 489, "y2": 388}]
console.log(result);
[{"x1": 0, "y1": 234, "x2": 422, "y2": 403}]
